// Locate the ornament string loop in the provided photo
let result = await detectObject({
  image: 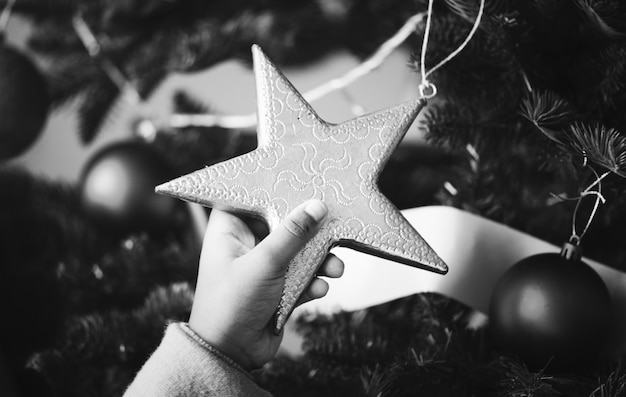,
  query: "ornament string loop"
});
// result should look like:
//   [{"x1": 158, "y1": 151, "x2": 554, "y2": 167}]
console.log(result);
[
  {"x1": 419, "y1": 81, "x2": 437, "y2": 99},
  {"x1": 570, "y1": 165, "x2": 609, "y2": 244},
  {"x1": 419, "y1": 0, "x2": 485, "y2": 99},
  {"x1": 0, "y1": 0, "x2": 16, "y2": 36}
]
